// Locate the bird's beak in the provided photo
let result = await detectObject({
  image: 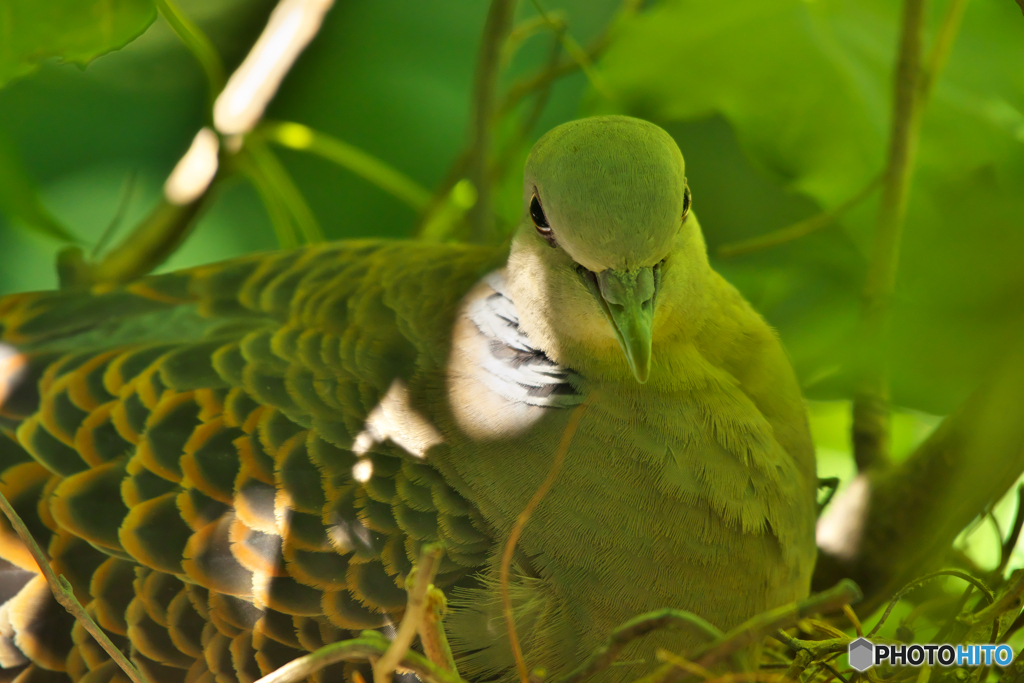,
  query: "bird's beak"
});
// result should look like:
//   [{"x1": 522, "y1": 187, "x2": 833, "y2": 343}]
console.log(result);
[{"x1": 589, "y1": 267, "x2": 656, "y2": 383}]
